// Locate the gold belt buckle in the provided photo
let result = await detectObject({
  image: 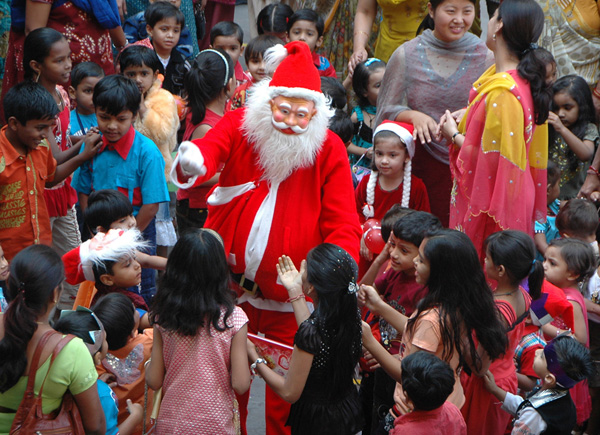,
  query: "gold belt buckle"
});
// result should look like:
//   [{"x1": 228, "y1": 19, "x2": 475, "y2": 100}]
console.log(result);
[{"x1": 239, "y1": 275, "x2": 259, "y2": 296}]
